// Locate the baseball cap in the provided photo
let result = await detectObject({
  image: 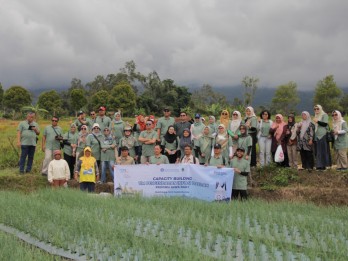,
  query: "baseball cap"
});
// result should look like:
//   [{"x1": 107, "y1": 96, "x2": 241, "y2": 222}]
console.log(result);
[
  {"x1": 77, "y1": 110, "x2": 84, "y2": 116},
  {"x1": 213, "y1": 144, "x2": 222, "y2": 149},
  {"x1": 194, "y1": 113, "x2": 201, "y2": 118},
  {"x1": 236, "y1": 147, "x2": 245, "y2": 152},
  {"x1": 99, "y1": 106, "x2": 106, "y2": 111}
]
